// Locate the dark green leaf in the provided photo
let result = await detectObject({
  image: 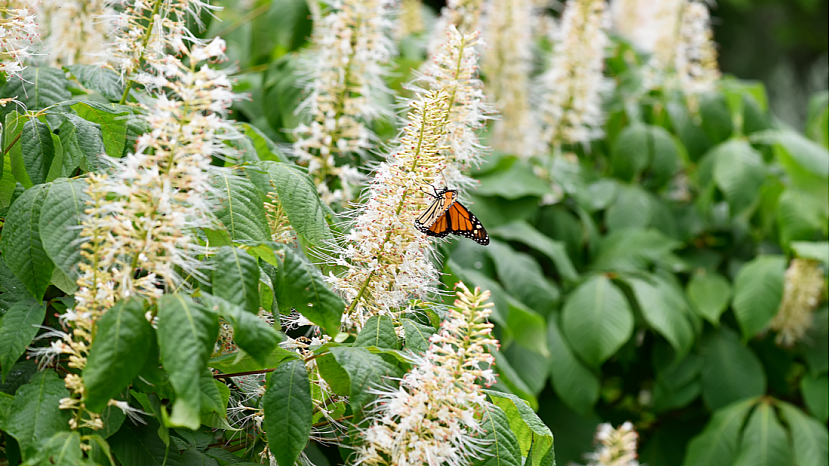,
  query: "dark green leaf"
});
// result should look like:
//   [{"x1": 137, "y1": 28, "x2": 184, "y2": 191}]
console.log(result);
[
  {"x1": 778, "y1": 401, "x2": 829, "y2": 466},
  {"x1": 800, "y1": 373, "x2": 829, "y2": 424},
  {"x1": 711, "y1": 140, "x2": 766, "y2": 215},
  {"x1": 263, "y1": 359, "x2": 312, "y2": 466},
  {"x1": 472, "y1": 403, "x2": 522, "y2": 466},
  {"x1": 204, "y1": 294, "x2": 283, "y2": 365},
  {"x1": 83, "y1": 298, "x2": 152, "y2": 412},
  {"x1": 58, "y1": 114, "x2": 107, "y2": 173},
  {"x1": 210, "y1": 170, "x2": 271, "y2": 242},
  {"x1": 238, "y1": 123, "x2": 288, "y2": 162},
  {"x1": 25, "y1": 431, "x2": 84, "y2": 466},
  {"x1": 484, "y1": 390, "x2": 554, "y2": 466},
  {"x1": 682, "y1": 398, "x2": 756, "y2": 466},
  {"x1": 605, "y1": 184, "x2": 654, "y2": 232},
  {"x1": 687, "y1": 270, "x2": 732, "y2": 325},
  {"x1": 69, "y1": 101, "x2": 129, "y2": 158},
  {"x1": 401, "y1": 318, "x2": 435, "y2": 355},
  {"x1": 653, "y1": 353, "x2": 702, "y2": 412},
  {"x1": 488, "y1": 241, "x2": 559, "y2": 315},
  {"x1": 39, "y1": 178, "x2": 90, "y2": 282},
  {"x1": 6, "y1": 371, "x2": 70, "y2": 457},
  {"x1": 506, "y1": 298, "x2": 549, "y2": 357},
  {"x1": 476, "y1": 159, "x2": 552, "y2": 199},
  {"x1": 776, "y1": 190, "x2": 827, "y2": 246},
  {"x1": 67, "y1": 65, "x2": 125, "y2": 102},
  {"x1": 209, "y1": 347, "x2": 298, "y2": 374},
  {"x1": 700, "y1": 327, "x2": 766, "y2": 410},
  {"x1": 354, "y1": 315, "x2": 400, "y2": 349},
  {"x1": 732, "y1": 402, "x2": 793, "y2": 466},
  {"x1": 14, "y1": 118, "x2": 56, "y2": 186},
  {"x1": 276, "y1": 246, "x2": 344, "y2": 336},
  {"x1": 329, "y1": 346, "x2": 402, "y2": 418},
  {"x1": 592, "y1": 228, "x2": 681, "y2": 271},
  {"x1": 0, "y1": 298, "x2": 45, "y2": 381},
  {"x1": 732, "y1": 255, "x2": 786, "y2": 340},
  {"x1": 610, "y1": 123, "x2": 650, "y2": 180},
  {"x1": 489, "y1": 221, "x2": 578, "y2": 282},
  {"x1": 157, "y1": 294, "x2": 218, "y2": 430},
  {"x1": 626, "y1": 276, "x2": 694, "y2": 359},
  {"x1": 109, "y1": 419, "x2": 183, "y2": 466},
  {"x1": 3, "y1": 68, "x2": 71, "y2": 113},
  {"x1": 561, "y1": 275, "x2": 633, "y2": 367},
  {"x1": 547, "y1": 318, "x2": 600, "y2": 415},
  {"x1": 212, "y1": 246, "x2": 261, "y2": 314}
]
